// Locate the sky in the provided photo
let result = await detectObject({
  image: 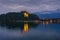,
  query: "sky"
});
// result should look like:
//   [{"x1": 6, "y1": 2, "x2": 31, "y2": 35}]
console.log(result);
[{"x1": 0, "y1": 0, "x2": 60, "y2": 14}]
